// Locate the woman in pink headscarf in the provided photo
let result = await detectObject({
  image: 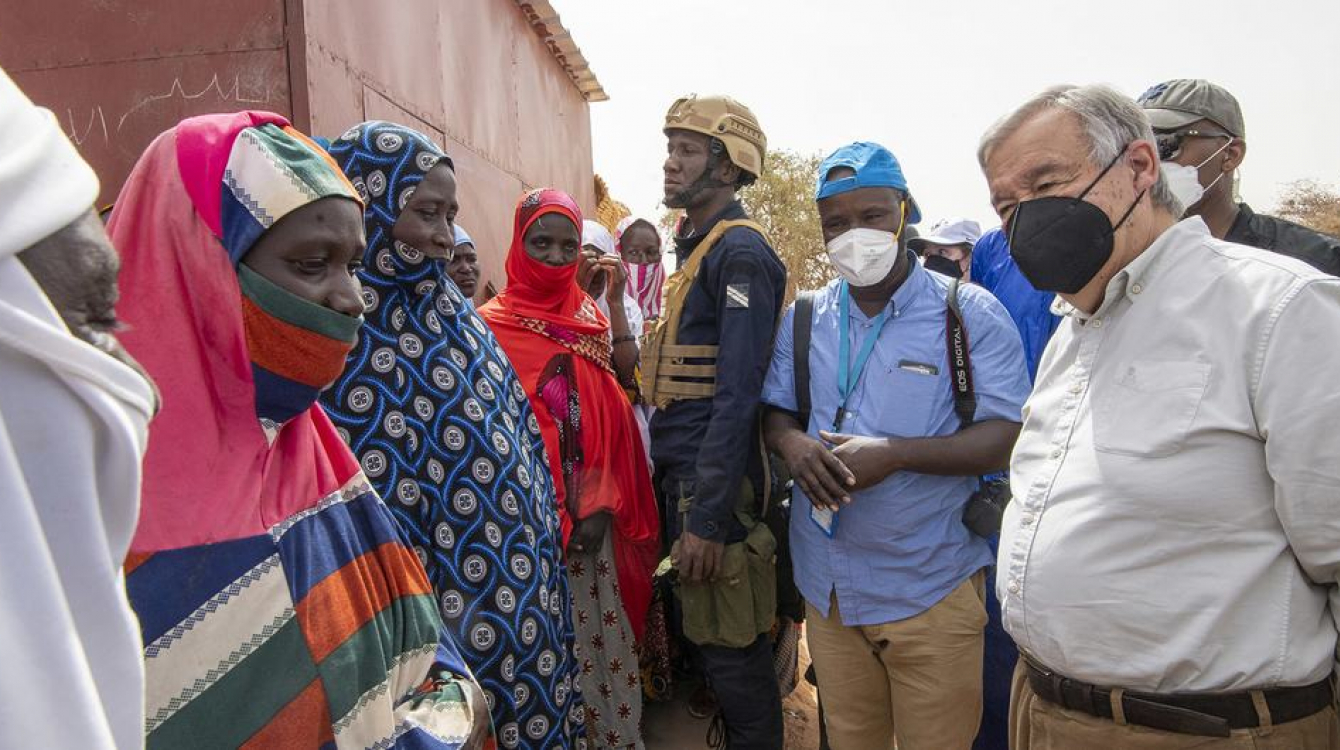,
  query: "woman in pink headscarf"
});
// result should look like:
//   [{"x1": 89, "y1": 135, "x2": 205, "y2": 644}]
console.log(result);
[{"x1": 109, "y1": 111, "x2": 487, "y2": 749}]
